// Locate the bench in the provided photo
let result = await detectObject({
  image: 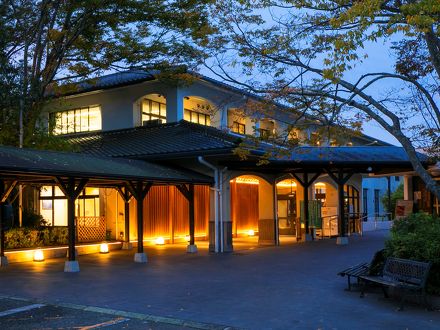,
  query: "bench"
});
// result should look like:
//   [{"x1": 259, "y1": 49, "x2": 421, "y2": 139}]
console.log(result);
[
  {"x1": 359, "y1": 257, "x2": 432, "y2": 310},
  {"x1": 338, "y1": 249, "x2": 384, "y2": 291},
  {"x1": 338, "y1": 262, "x2": 370, "y2": 291}
]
